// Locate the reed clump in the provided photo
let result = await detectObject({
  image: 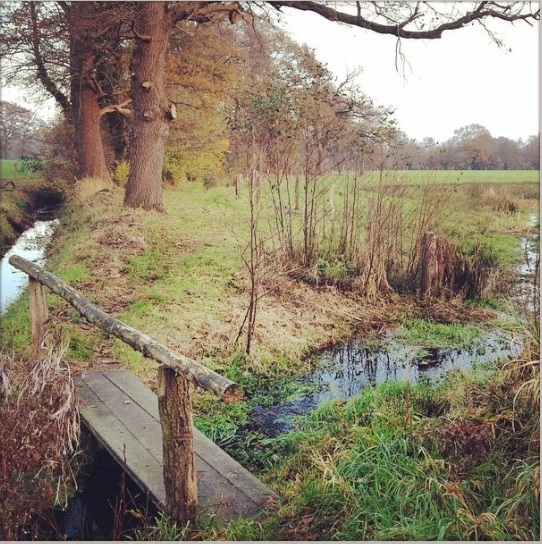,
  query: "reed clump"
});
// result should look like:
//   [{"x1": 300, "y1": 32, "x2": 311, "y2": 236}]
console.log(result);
[{"x1": 0, "y1": 346, "x2": 80, "y2": 540}]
